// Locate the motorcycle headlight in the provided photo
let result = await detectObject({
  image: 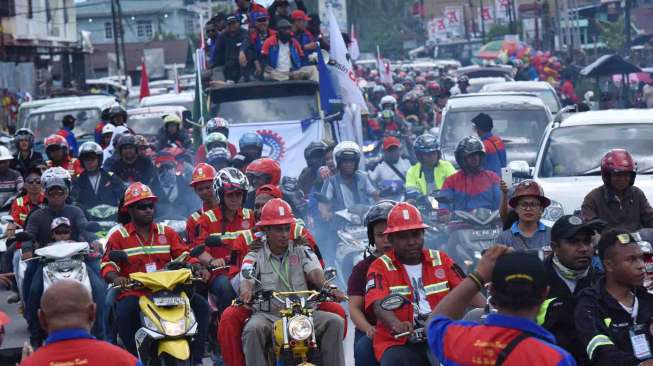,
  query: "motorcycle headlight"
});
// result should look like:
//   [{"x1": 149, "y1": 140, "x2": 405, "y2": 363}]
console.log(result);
[
  {"x1": 543, "y1": 200, "x2": 564, "y2": 222},
  {"x1": 160, "y1": 319, "x2": 186, "y2": 337},
  {"x1": 287, "y1": 315, "x2": 313, "y2": 341}
]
